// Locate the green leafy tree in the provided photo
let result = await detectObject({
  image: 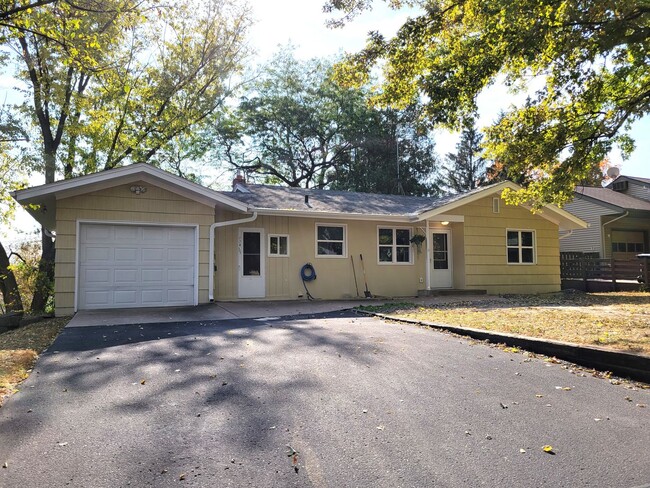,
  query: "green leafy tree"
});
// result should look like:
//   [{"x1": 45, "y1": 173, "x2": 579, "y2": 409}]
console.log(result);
[
  {"x1": 332, "y1": 103, "x2": 440, "y2": 196},
  {"x1": 216, "y1": 51, "x2": 368, "y2": 188},
  {"x1": 438, "y1": 121, "x2": 487, "y2": 193},
  {"x1": 1, "y1": 0, "x2": 251, "y2": 312},
  {"x1": 326, "y1": 0, "x2": 650, "y2": 207}
]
